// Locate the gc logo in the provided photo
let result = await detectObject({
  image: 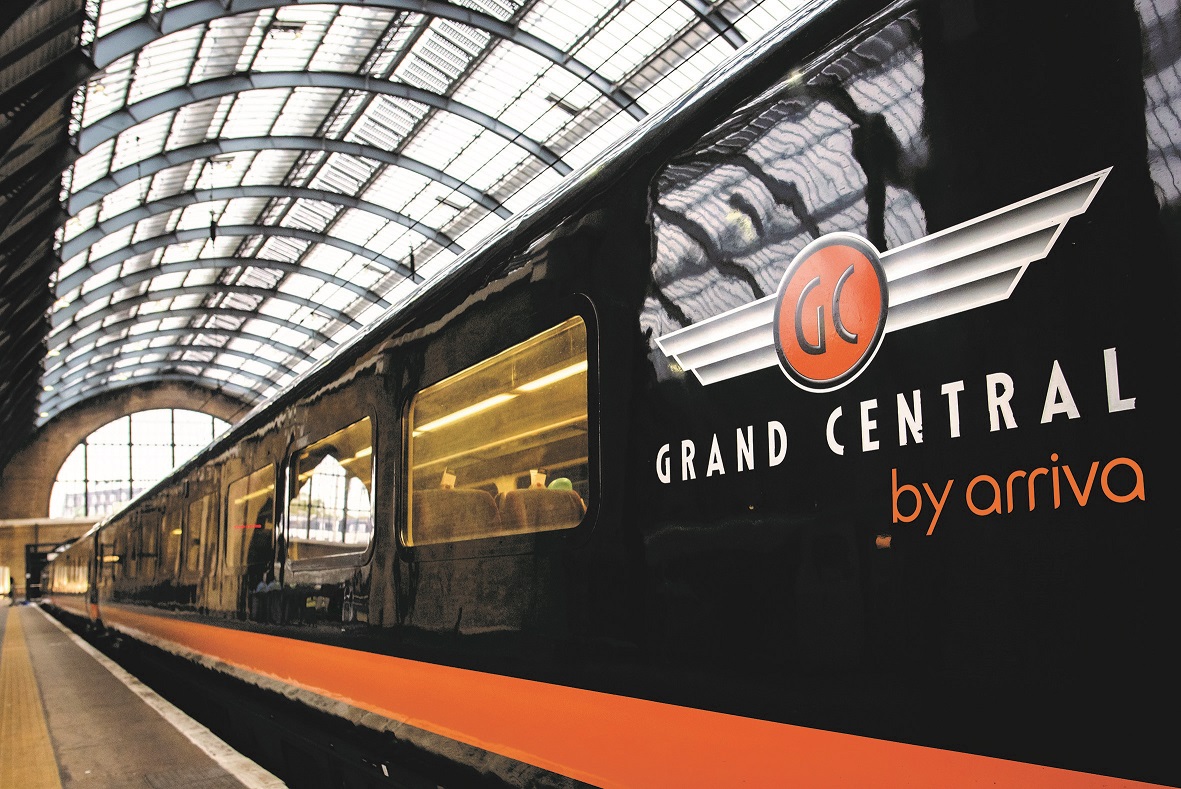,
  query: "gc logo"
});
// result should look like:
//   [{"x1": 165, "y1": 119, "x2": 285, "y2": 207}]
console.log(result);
[
  {"x1": 773, "y1": 233, "x2": 887, "y2": 392},
  {"x1": 654, "y1": 169, "x2": 1108, "y2": 392}
]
